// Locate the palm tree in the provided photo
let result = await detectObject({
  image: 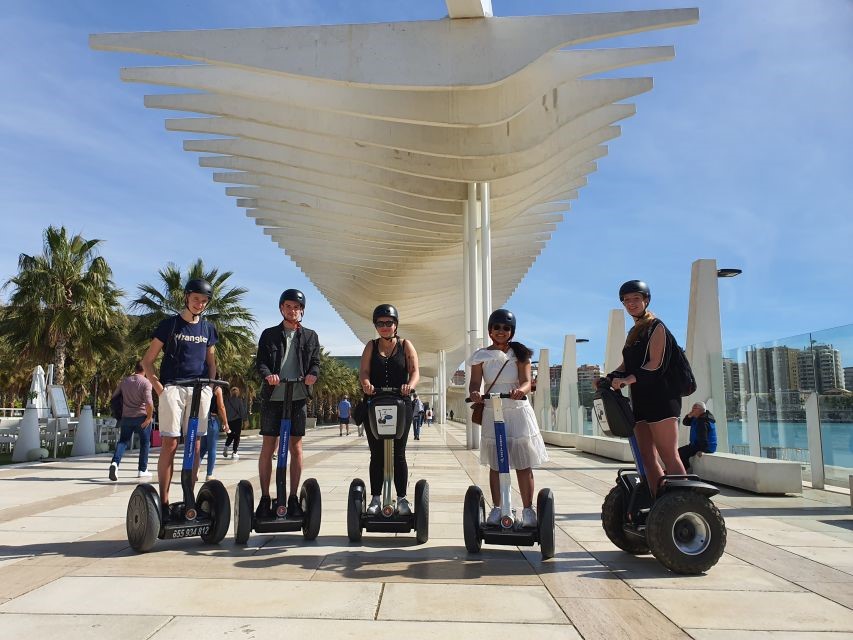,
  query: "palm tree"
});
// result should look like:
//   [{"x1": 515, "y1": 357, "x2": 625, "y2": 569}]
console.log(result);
[
  {"x1": 310, "y1": 349, "x2": 360, "y2": 422},
  {"x1": 0, "y1": 226, "x2": 126, "y2": 386},
  {"x1": 130, "y1": 259, "x2": 256, "y2": 379}
]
